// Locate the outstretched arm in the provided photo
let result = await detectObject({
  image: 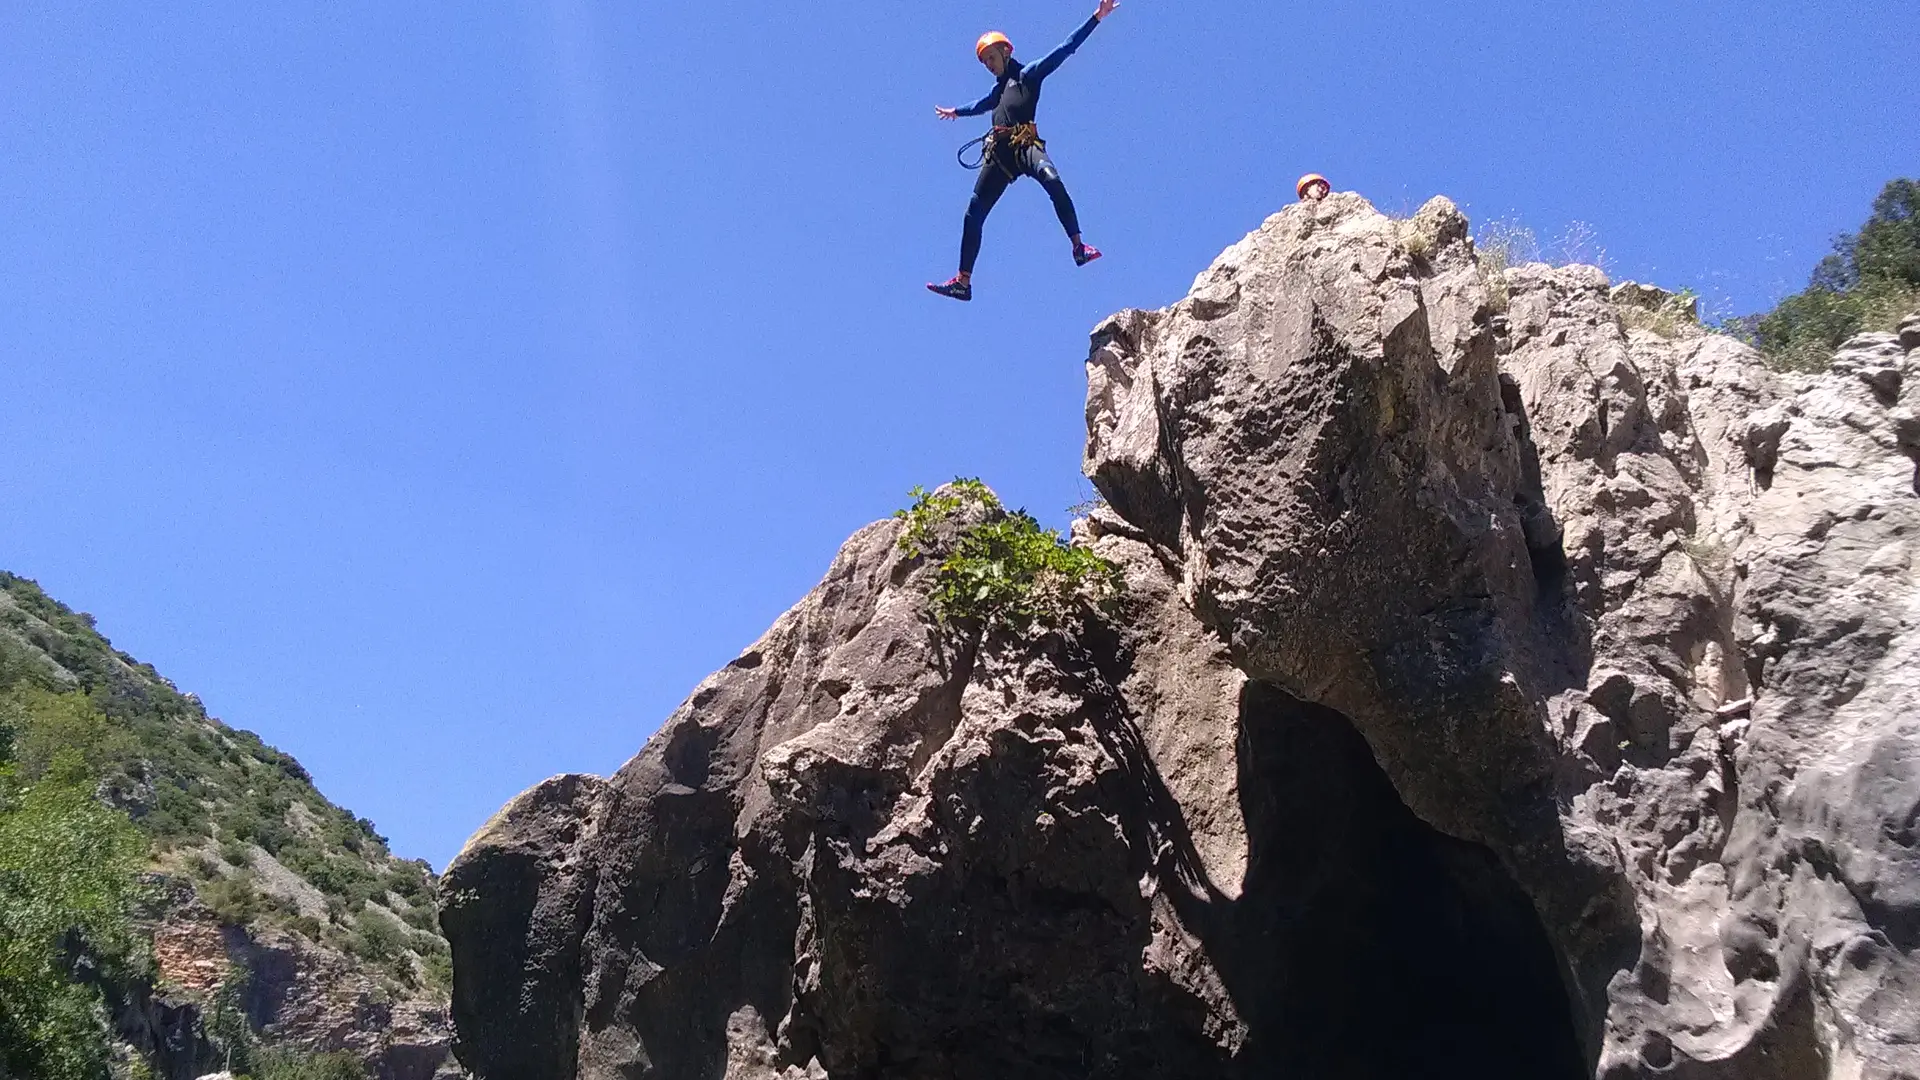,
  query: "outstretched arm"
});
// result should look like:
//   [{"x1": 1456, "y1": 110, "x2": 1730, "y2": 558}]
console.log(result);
[
  {"x1": 1025, "y1": 0, "x2": 1119, "y2": 82},
  {"x1": 937, "y1": 83, "x2": 1002, "y2": 120}
]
